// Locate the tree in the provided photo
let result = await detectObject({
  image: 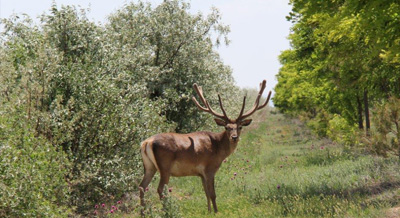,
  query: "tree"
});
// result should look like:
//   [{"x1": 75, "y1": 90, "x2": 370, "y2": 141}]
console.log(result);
[
  {"x1": 275, "y1": 0, "x2": 400, "y2": 140},
  {"x1": 0, "y1": 0, "x2": 238, "y2": 214}
]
